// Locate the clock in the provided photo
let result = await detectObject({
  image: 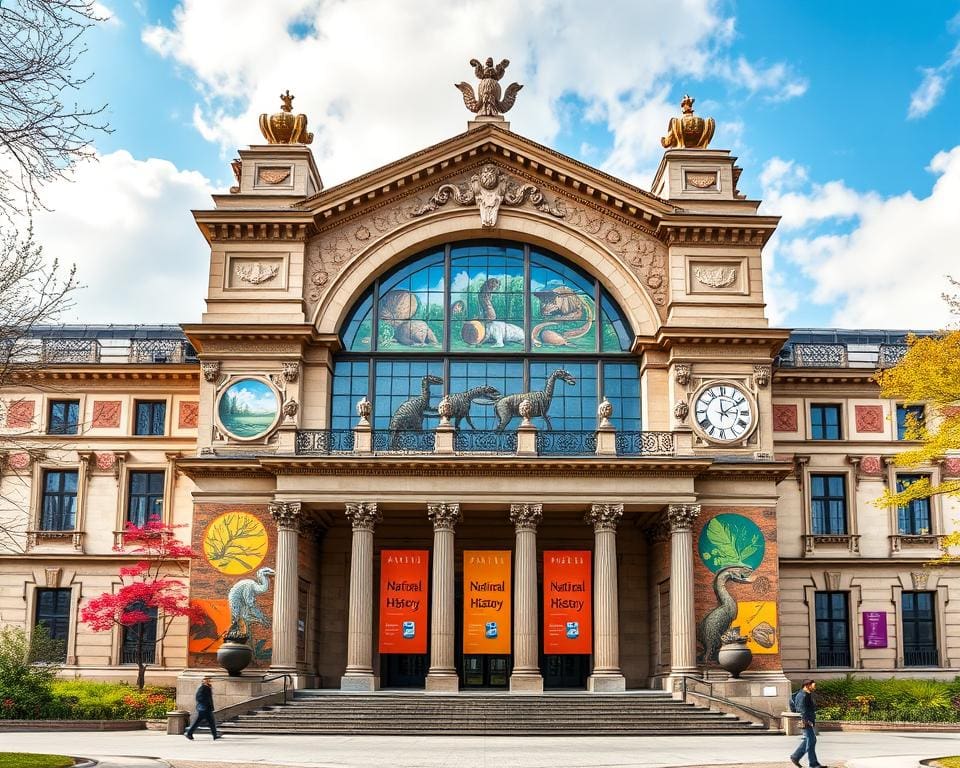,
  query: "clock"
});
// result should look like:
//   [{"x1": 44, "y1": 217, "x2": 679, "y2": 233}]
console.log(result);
[{"x1": 692, "y1": 382, "x2": 755, "y2": 443}]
